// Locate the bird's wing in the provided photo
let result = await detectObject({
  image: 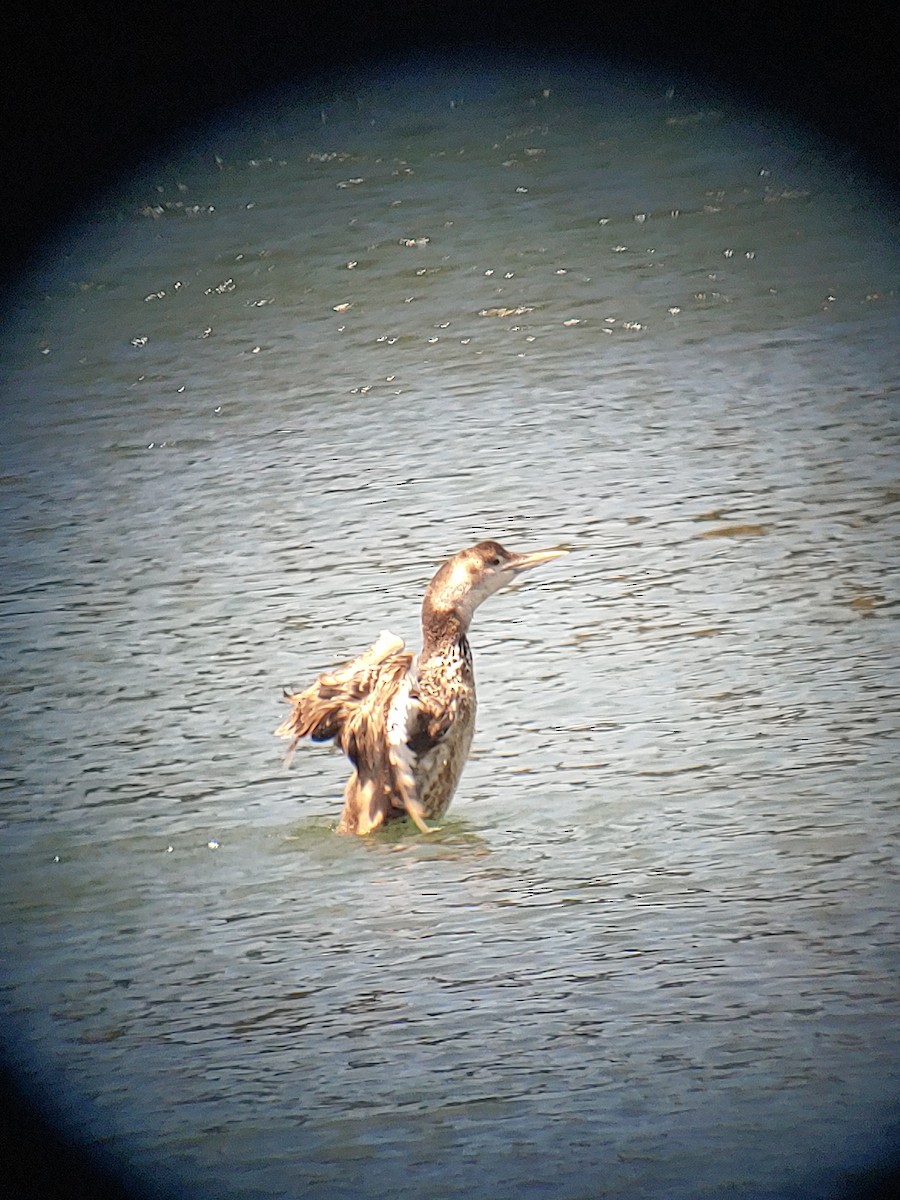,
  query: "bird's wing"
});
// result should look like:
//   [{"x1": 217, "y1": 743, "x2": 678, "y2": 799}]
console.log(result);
[
  {"x1": 275, "y1": 631, "x2": 414, "y2": 766},
  {"x1": 405, "y1": 690, "x2": 458, "y2": 756}
]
